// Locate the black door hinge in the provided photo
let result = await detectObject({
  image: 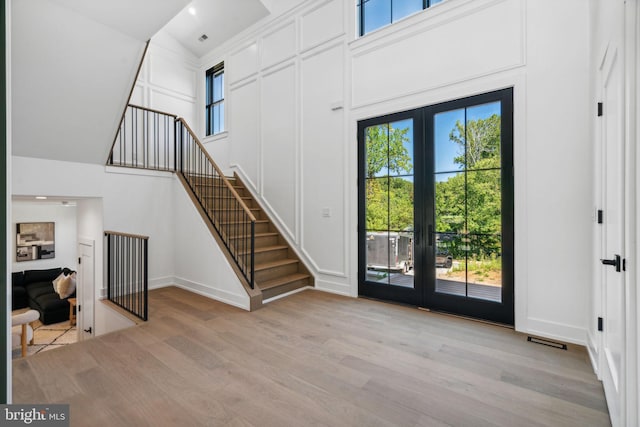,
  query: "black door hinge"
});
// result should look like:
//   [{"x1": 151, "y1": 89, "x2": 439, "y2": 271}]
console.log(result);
[
  {"x1": 623, "y1": 258, "x2": 626, "y2": 271},
  {"x1": 598, "y1": 317, "x2": 603, "y2": 331},
  {"x1": 597, "y1": 102, "x2": 603, "y2": 117},
  {"x1": 597, "y1": 209, "x2": 603, "y2": 224},
  {"x1": 78, "y1": 305, "x2": 81, "y2": 312},
  {"x1": 78, "y1": 257, "x2": 81, "y2": 264}
]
